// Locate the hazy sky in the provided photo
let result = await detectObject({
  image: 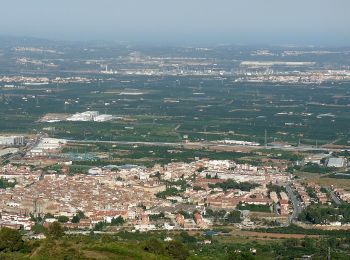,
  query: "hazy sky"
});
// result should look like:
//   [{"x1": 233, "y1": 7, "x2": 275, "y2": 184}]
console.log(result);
[{"x1": 1, "y1": 0, "x2": 349, "y2": 45}]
